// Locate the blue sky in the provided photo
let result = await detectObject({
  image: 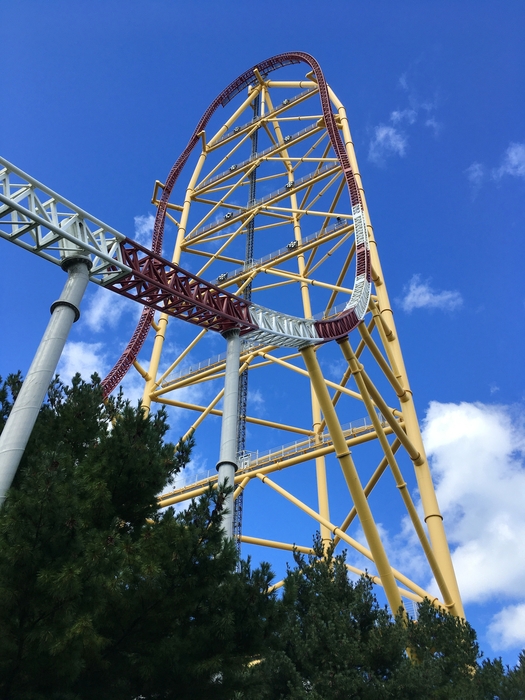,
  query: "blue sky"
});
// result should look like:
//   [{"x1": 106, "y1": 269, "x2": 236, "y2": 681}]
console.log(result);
[{"x1": 1, "y1": 0, "x2": 525, "y2": 665}]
